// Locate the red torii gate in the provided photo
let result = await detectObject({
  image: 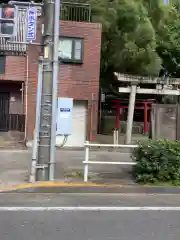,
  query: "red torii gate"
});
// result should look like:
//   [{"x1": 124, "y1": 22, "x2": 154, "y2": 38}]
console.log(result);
[{"x1": 112, "y1": 100, "x2": 152, "y2": 134}]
